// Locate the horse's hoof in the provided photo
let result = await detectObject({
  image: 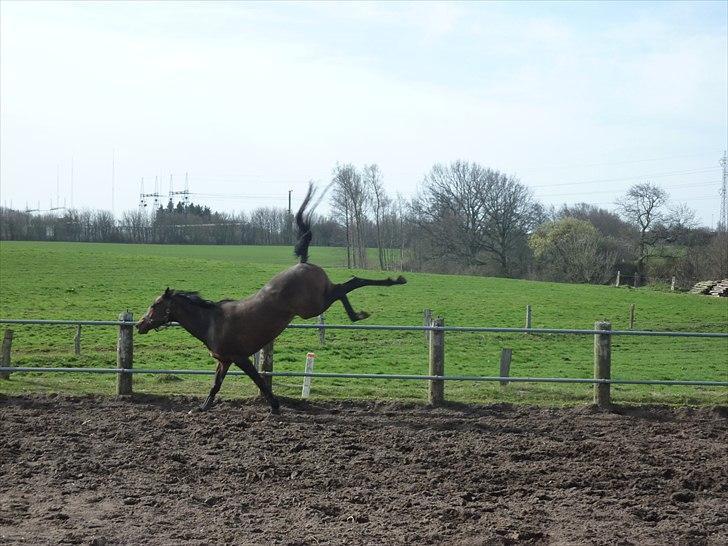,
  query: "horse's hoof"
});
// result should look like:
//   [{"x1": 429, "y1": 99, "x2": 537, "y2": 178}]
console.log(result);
[
  {"x1": 396, "y1": 276, "x2": 407, "y2": 284},
  {"x1": 355, "y1": 311, "x2": 370, "y2": 321},
  {"x1": 270, "y1": 401, "x2": 281, "y2": 415},
  {"x1": 188, "y1": 406, "x2": 205, "y2": 415}
]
